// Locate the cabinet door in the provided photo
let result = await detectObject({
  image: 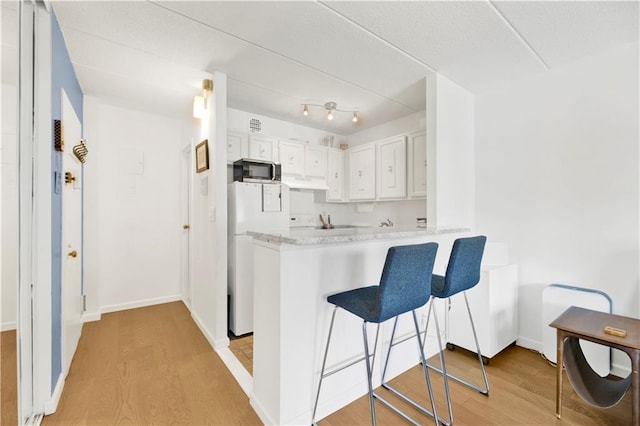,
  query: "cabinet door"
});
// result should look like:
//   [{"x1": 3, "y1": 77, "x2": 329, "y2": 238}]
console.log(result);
[
  {"x1": 326, "y1": 149, "x2": 344, "y2": 201},
  {"x1": 227, "y1": 131, "x2": 247, "y2": 164},
  {"x1": 249, "y1": 136, "x2": 277, "y2": 161},
  {"x1": 348, "y1": 144, "x2": 376, "y2": 200},
  {"x1": 278, "y1": 140, "x2": 305, "y2": 175},
  {"x1": 305, "y1": 145, "x2": 327, "y2": 178},
  {"x1": 408, "y1": 131, "x2": 427, "y2": 198},
  {"x1": 377, "y1": 136, "x2": 406, "y2": 199}
]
